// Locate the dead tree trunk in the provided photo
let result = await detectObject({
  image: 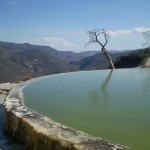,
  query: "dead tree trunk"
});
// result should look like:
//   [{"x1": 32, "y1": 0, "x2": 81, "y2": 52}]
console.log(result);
[
  {"x1": 102, "y1": 47, "x2": 115, "y2": 69},
  {"x1": 86, "y1": 28, "x2": 115, "y2": 69}
]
